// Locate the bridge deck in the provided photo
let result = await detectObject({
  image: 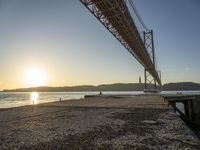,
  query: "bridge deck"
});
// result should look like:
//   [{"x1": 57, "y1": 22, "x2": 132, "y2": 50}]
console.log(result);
[
  {"x1": 0, "y1": 95, "x2": 199, "y2": 149},
  {"x1": 81, "y1": 0, "x2": 161, "y2": 84}
]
